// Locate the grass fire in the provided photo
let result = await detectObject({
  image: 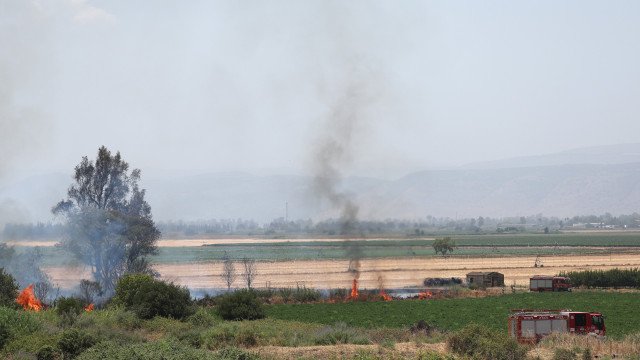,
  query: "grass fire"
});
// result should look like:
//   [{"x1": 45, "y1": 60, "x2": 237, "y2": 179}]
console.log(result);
[
  {"x1": 16, "y1": 284, "x2": 42, "y2": 312},
  {"x1": 2, "y1": 2, "x2": 639, "y2": 357}
]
